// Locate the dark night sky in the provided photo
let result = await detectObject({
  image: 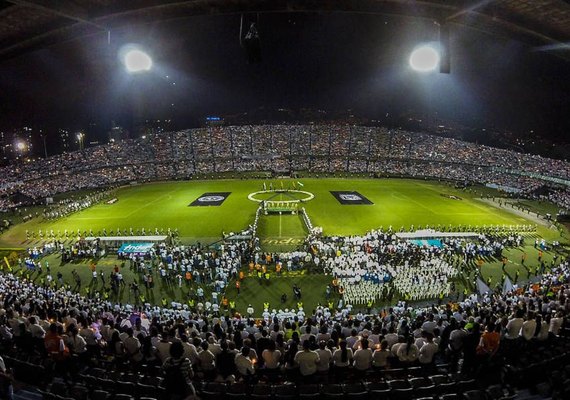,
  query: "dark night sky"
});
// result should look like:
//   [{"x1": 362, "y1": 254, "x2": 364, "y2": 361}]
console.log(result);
[{"x1": 0, "y1": 12, "x2": 569, "y2": 144}]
